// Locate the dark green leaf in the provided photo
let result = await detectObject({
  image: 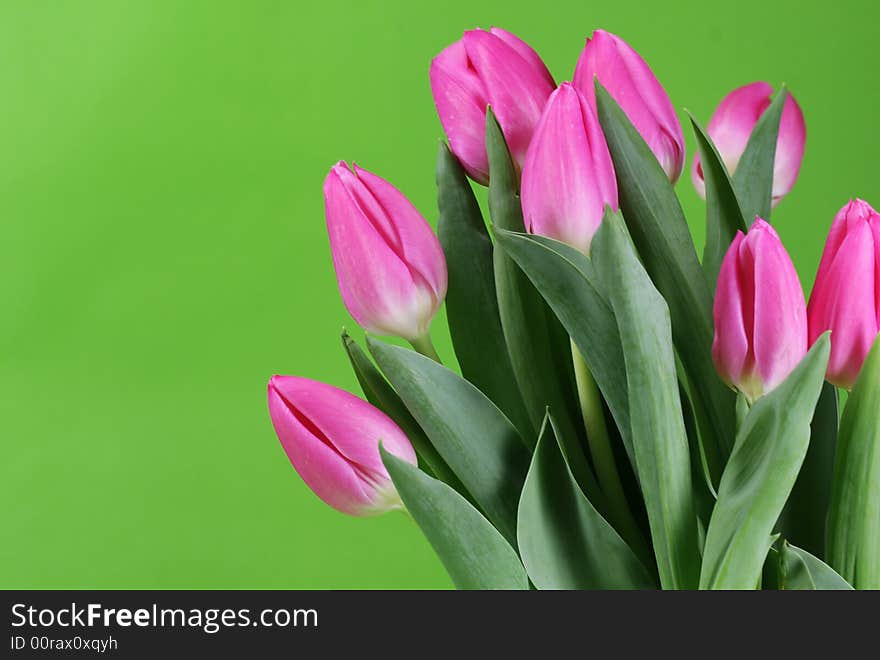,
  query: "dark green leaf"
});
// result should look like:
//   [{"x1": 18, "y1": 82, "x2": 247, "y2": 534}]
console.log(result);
[
  {"x1": 732, "y1": 88, "x2": 788, "y2": 224},
  {"x1": 782, "y1": 382, "x2": 838, "y2": 556},
  {"x1": 517, "y1": 414, "x2": 655, "y2": 589},
  {"x1": 688, "y1": 113, "x2": 748, "y2": 290},
  {"x1": 493, "y1": 229, "x2": 633, "y2": 467},
  {"x1": 700, "y1": 335, "x2": 831, "y2": 589},
  {"x1": 368, "y1": 337, "x2": 529, "y2": 545},
  {"x1": 485, "y1": 109, "x2": 602, "y2": 506},
  {"x1": 342, "y1": 330, "x2": 465, "y2": 491},
  {"x1": 595, "y1": 81, "x2": 736, "y2": 461},
  {"x1": 435, "y1": 142, "x2": 532, "y2": 440},
  {"x1": 827, "y1": 335, "x2": 880, "y2": 589},
  {"x1": 593, "y1": 210, "x2": 701, "y2": 590},
  {"x1": 777, "y1": 540, "x2": 853, "y2": 590},
  {"x1": 382, "y1": 447, "x2": 528, "y2": 590}
]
